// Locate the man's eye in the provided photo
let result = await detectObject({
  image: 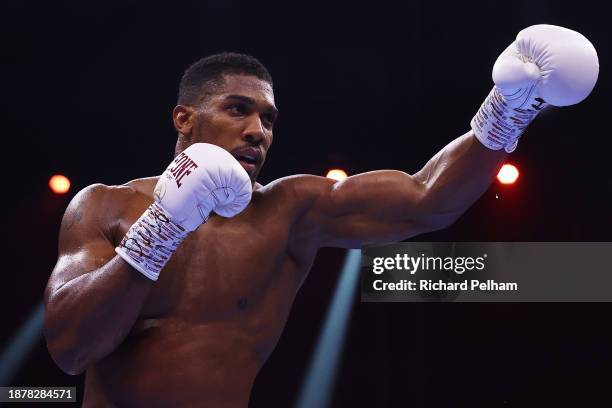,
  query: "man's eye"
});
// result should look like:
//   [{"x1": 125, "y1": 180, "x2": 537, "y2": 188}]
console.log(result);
[
  {"x1": 262, "y1": 114, "x2": 275, "y2": 125},
  {"x1": 228, "y1": 104, "x2": 246, "y2": 115}
]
